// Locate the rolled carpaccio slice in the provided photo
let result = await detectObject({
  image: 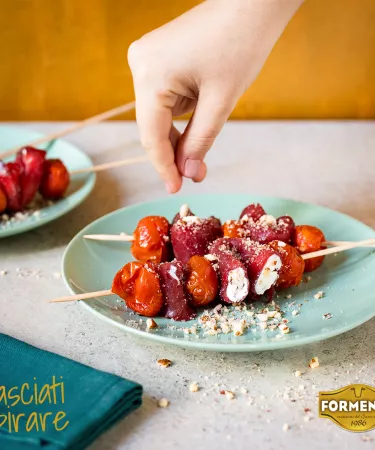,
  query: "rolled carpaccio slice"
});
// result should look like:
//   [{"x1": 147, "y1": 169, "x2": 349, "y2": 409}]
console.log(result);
[
  {"x1": 227, "y1": 238, "x2": 282, "y2": 297},
  {"x1": 171, "y1": 205, "x2": 222, "y2": 264},
  {"x1": 209, "y1": 238, "x2": 249, "y2": 303},
  {"x1": 158, "y1": 260, "x2": 196, "y2": 321},
  {"x1": 239, "y1": 203, "x2": 295, "y2": 244},
  {"x1": 240, "y1": 203, "x2": 266, "y2": 222},
  {"x1": 16, "y1": 147, "x2": 46, "y2": 207},
  {"x1": 0, "y1": 161, "x2": 23, "y2": 212}
]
